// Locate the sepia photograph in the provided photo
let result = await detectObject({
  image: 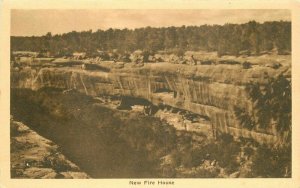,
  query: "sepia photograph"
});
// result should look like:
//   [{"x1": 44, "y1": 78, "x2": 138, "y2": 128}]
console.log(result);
[{"x1": 8, "y1": 9, "x2": 293, "y2": 180}]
